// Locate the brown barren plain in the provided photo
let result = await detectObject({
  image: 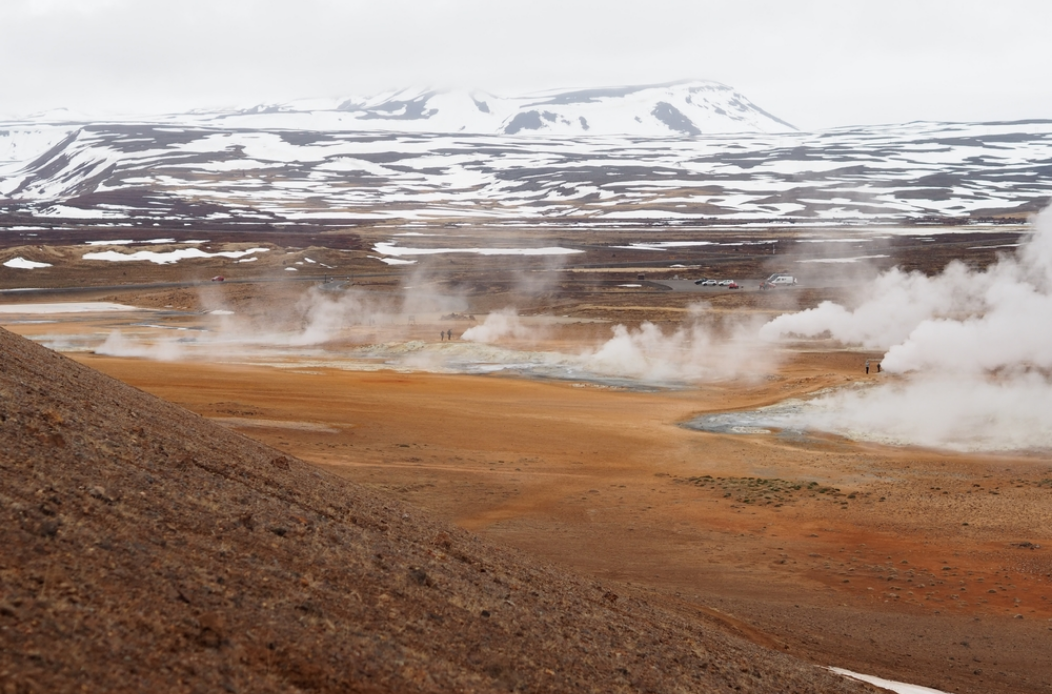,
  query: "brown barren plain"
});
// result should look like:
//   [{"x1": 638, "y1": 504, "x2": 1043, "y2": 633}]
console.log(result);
[{"x1": 2, "y1": 228, "x2": 1051, "y2": 693}]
